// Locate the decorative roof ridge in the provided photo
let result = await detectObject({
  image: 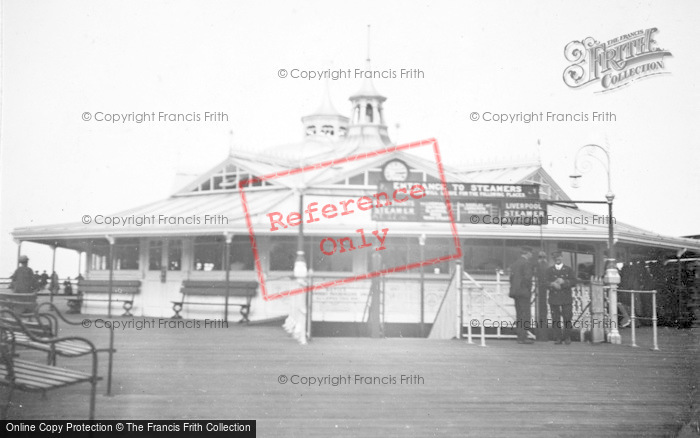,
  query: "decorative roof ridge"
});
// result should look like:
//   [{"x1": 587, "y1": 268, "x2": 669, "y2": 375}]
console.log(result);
[{"x1": 456, "y1": 155, "x2": 542, "y2": 172}]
